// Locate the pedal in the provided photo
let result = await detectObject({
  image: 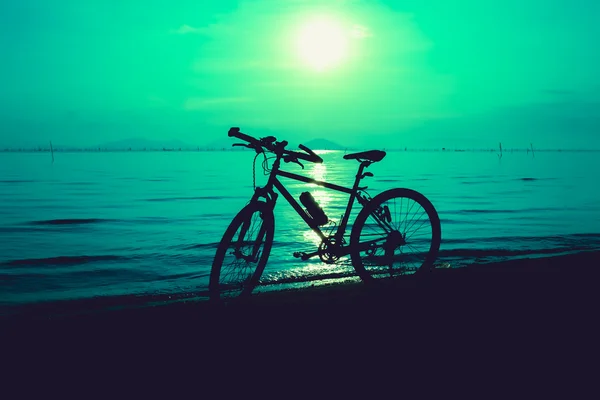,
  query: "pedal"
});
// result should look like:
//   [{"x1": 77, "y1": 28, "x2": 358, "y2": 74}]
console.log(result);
[{"x1": 293, "y1": 251, "x2": 319, "y2": 261}]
